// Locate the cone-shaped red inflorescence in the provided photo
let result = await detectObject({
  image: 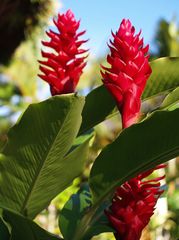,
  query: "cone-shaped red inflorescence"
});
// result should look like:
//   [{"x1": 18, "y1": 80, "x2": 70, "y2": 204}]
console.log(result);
[
  {"x1": 106, "y1": 164, "x2": 166, "y2": 240},
  {"x1": 101, "y1": 19, "x2": 152, "y2": 128},
  {"x1": 38, "y1": 9, "x2": 88, "y2": 95}
]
